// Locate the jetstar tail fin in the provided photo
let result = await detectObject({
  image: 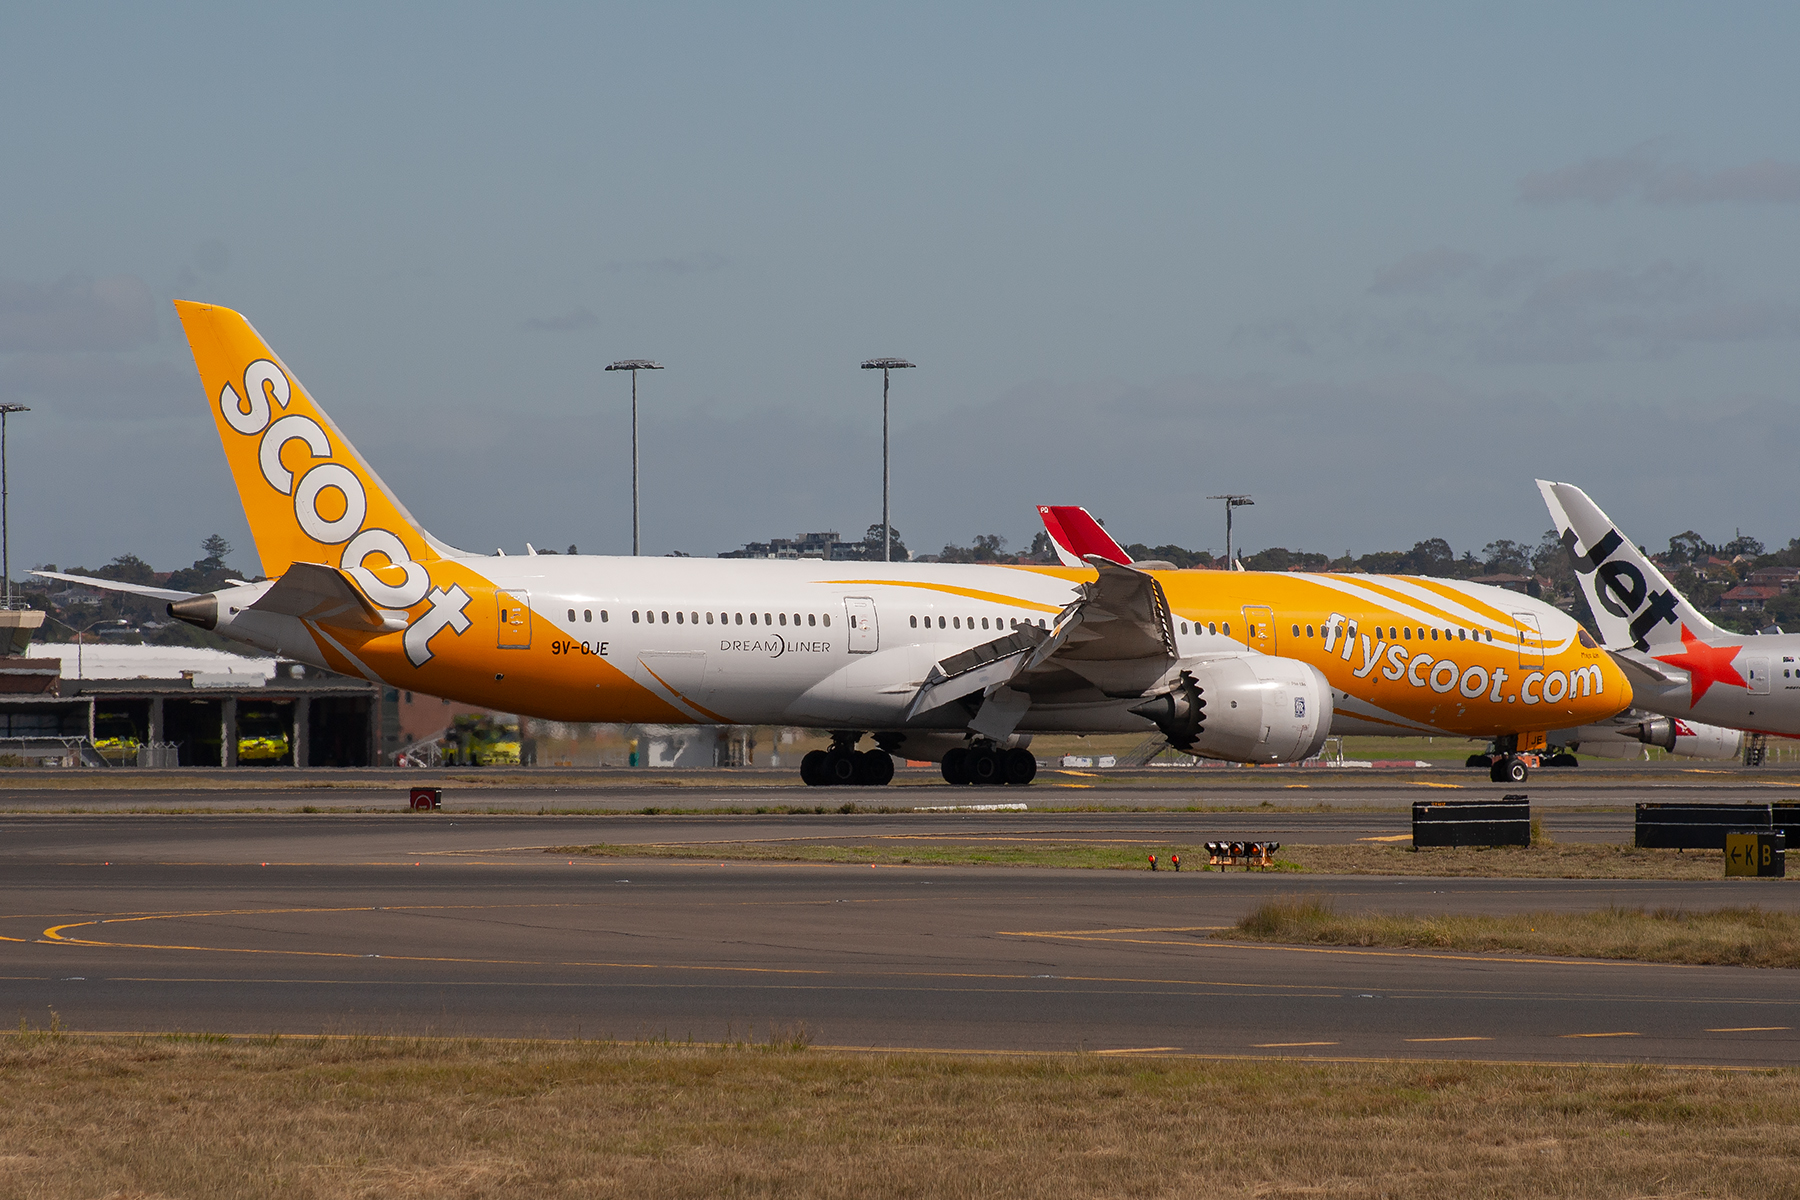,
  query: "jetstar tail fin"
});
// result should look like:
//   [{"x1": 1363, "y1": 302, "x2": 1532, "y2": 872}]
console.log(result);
[
  {"x1": 174, "y1": 301, "x2": 458, "y2": 609},
  {"x1": 1037, "y1": 506, "x2": 1132, "y2": 567},
  {"x1": 1536, "y1": 480, "x2": 1723, "y2": 651}
]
